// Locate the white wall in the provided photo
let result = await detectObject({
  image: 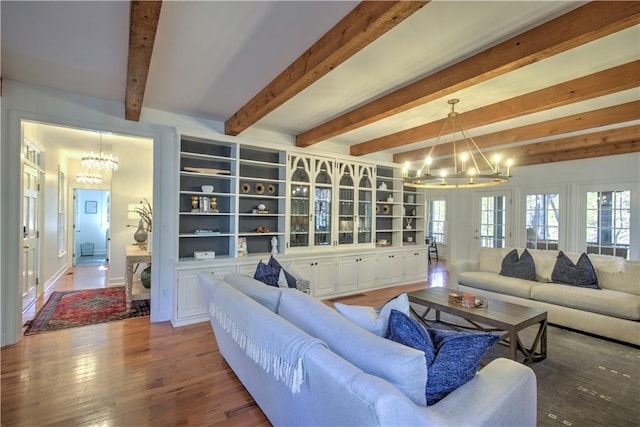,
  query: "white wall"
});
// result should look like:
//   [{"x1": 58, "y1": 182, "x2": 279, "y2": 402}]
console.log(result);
[
  {"x1": 110, "y1": 142, "x2": 153, "y2": 283},
  {"x1": 40, "y1": 145, "x2": 69, "y2": 287}
]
